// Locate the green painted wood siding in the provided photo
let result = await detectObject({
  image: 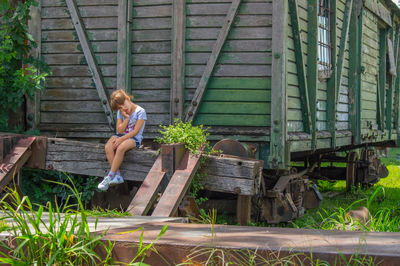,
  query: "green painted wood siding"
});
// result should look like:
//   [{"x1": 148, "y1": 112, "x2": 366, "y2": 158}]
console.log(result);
[
  {"x1": 286, "y1": 0, "x2": 350, "y2": 133},
  {"x1": 188, "y1": 0, "x2": 272, "y2": 128},
  {"x1": 360, "y1": 8, "x2": 379, "y2": 135}
]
